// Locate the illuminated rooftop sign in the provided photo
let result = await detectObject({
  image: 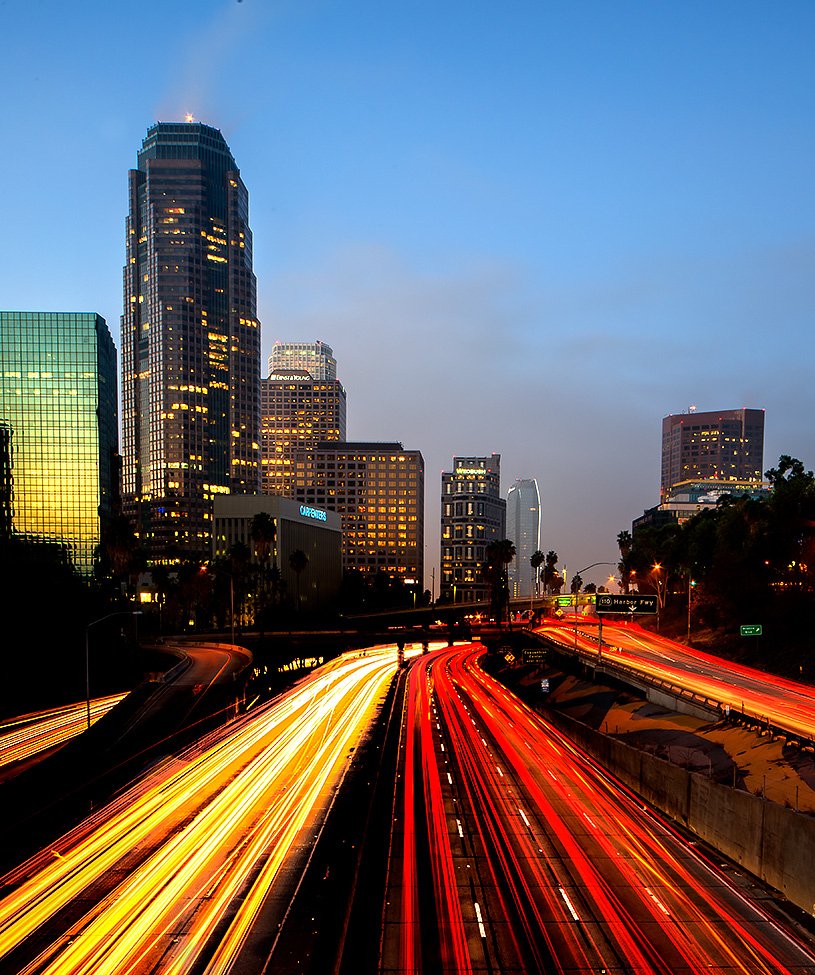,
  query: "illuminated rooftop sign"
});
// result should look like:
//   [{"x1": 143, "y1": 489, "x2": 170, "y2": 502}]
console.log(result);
[
  {"x1": 300, "y1": 504, "x2": 327, "y2": 522},
  {"x1": 455, "y1": 468, "x2": 487, "y2": 475}
]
